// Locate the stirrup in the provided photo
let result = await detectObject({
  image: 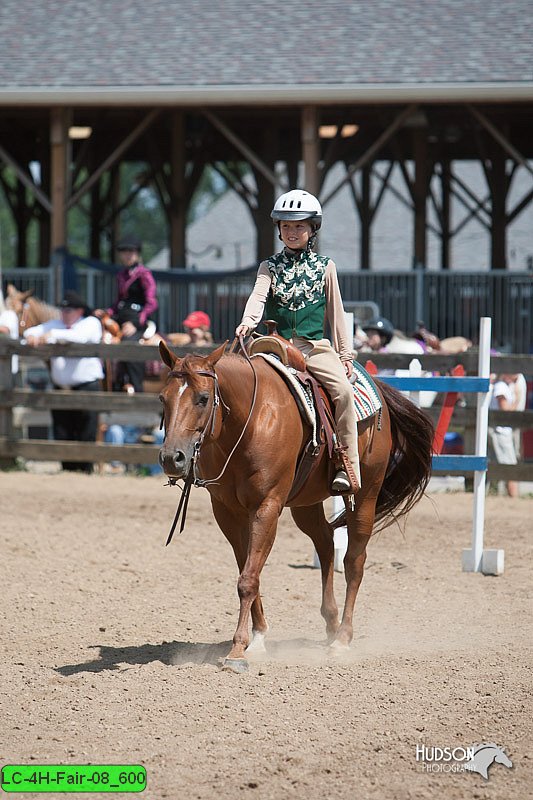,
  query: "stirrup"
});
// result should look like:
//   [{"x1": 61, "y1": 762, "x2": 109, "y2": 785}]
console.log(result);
[{"x1": 332, "y1": 470, "x2": 351, "y2": 492}]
